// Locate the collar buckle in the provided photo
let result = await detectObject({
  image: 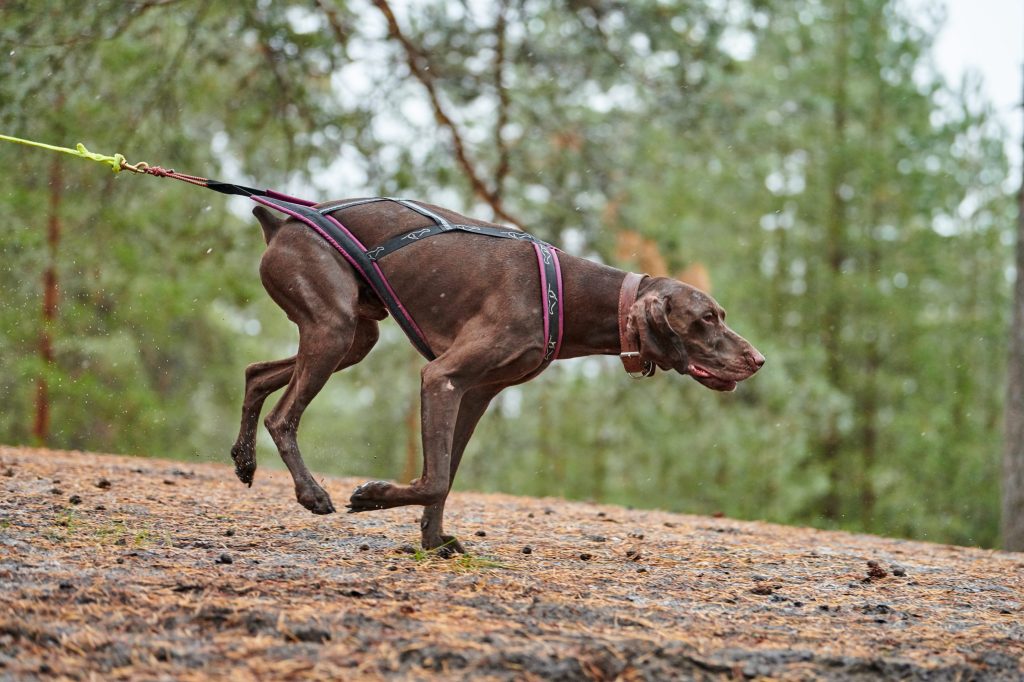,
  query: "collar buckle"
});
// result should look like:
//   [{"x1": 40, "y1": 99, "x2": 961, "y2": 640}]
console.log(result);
[{"x1": 619, "y1": 352, "x2": 655, "y2": 379}]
